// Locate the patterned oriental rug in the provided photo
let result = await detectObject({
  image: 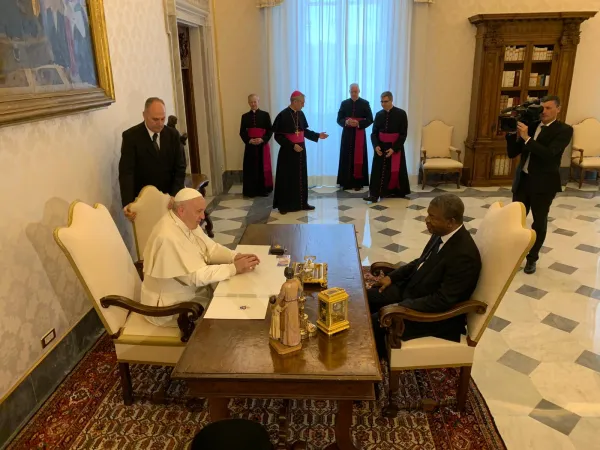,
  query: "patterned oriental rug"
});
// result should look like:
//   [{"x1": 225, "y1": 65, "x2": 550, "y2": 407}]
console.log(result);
[{"x1": 8, "y1": 270, "x2": 506, "y2": 450}]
